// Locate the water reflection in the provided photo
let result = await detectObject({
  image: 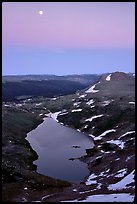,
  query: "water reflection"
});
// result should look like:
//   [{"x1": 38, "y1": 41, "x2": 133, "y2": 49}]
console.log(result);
[{"x1": 26, "y1": 117, "x2": 94, "y2": 183}]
